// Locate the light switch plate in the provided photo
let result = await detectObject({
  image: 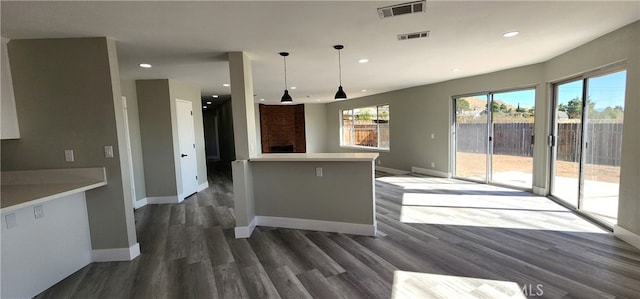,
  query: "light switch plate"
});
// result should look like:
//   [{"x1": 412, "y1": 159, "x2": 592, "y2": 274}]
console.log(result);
[
  {"x1": 104, "y1": 145, "x2": 114, "y2": 158},
  {"x1": 64, "y1": 149, "x2": 74, "y2": 162},
  {"x1": 316, "y1": 167, "x2": 323, "y2": 177}
]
